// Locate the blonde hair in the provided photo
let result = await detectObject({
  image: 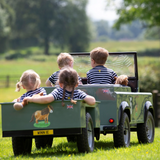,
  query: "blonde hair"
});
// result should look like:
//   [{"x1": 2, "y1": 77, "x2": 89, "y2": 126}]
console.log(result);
[
  {"x1": 59, "y1": 67, "x2": 78, "y2": 106},
  {"x1": 57, "y1": 53, "x2": 74, "y2": 68},
  {"x1": 90, "y1": 47, "x2": 109, "y2": 65},
  {"x1": 15, "y1": 70, "x2": 41, "y2": 92}
]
